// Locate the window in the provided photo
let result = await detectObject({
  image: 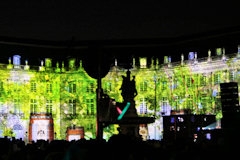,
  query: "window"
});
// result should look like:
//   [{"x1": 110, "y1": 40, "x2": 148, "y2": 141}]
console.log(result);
[
  {"x1": 140, "y1": 81, "x2": 147, "y2": 92},
  {"x1": 186, "y1": 77, "x2": 191, "y2": 87},
  {"x1": 86, "y1": 123, "x2": 94, "y2": 130},
  {"x1": 162, "y1": 97, "x2": 168, "y2": 113},
  {"x1": 31, "y1": 82, "x2": 36, "y2": 92},
  {"x1": 229, "y1": 70, "x2": 235, "y2": 81},
  {"x1": 69, "y1": 99, "x2": 76, "y2": 115},
  {"x1": 215, "y1": 96, "x2": 221, "y2": 113},
  {"x1": 186, "y1": 95, "x2": 193, "y2": 110},
  {"x1": 86, "y1": 98, "x2": 94, "y2": 115},
  {"x1": 200, "y1": 76, "x2": 206, "y2": 86},
  {"x1": 139, "y1": 98, "x2": 147, "y2": 114},
  {"x1": 175, "y1": 96, "x2": 179, "y2": 109},
  {"x1": 214, "y1": 74, "x2": 221, "y2": 84},
  {"x1": 30, "y1": 99, "x2": 37, "y2": 113},
  {"x1": 47, "y1": 83, "x2": 52, "y2": 93},
  {"x1": 192, "y1": 75, "x2": 198, "y2": 87},
  {"x1": 46, "y1": 99, "x2": 53, "y2": 114},
  {"x1": 0, "y1": 81, "x2": 3, "y2": 91},
  {"x1": 106, "y1": 82, "x2": 112, "y2": 92},
  {"x1": 0, "y1": 101, "x2": 3, "y2": 114},
  {"x1": 173, "y1": 79, "x2": 178, "y2": 89},
  {"x1": 69, "y1": 82, "x2": 76, "y2": 93},
  {"x1": 201, "y1": 93, "x2": 207, "y2": 111},
  {"x1": 162, "y1": 81, "x2": 167, "y2": 90},
  {"x1": 87, "y1": 82, "x2": 94, "y2": 94},
  {"x1": 186, "y1": 99, "x2": 192, "y2": 110},
  {"x1": 14, "y1": 99, "x2": 20, "y2": 114}
]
